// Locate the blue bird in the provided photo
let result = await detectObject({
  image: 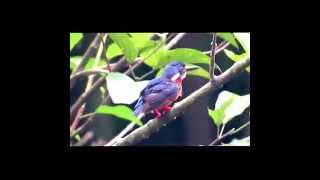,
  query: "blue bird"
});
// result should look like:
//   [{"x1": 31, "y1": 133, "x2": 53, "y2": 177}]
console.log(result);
[{"x1": 134, "y1": 61, "x2": 187, "y2": 119}]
